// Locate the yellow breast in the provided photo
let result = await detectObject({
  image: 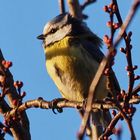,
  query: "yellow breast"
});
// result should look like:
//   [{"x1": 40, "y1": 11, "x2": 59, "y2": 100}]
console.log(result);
[{"x1": 44, "y1": 36, "x2": 108, "y2": 102}]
